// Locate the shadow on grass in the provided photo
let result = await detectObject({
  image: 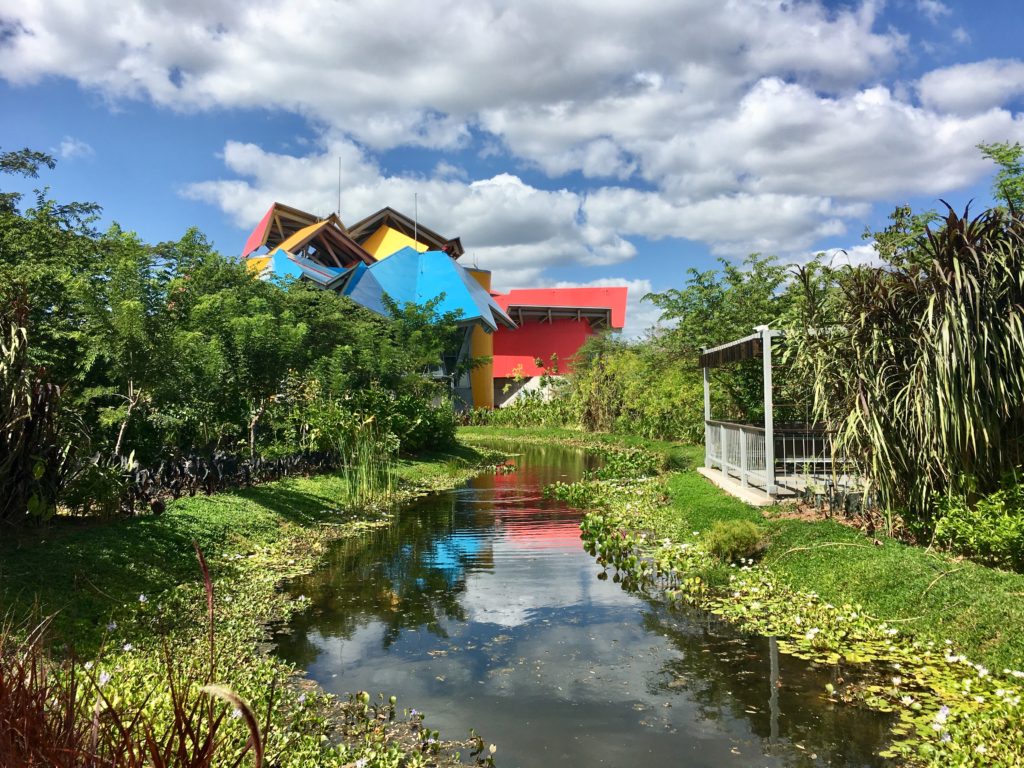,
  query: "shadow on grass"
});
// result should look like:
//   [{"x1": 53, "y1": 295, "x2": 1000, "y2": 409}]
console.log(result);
[{"x1": 0, "y1": 471, "x2": 370, "y2": 654}]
